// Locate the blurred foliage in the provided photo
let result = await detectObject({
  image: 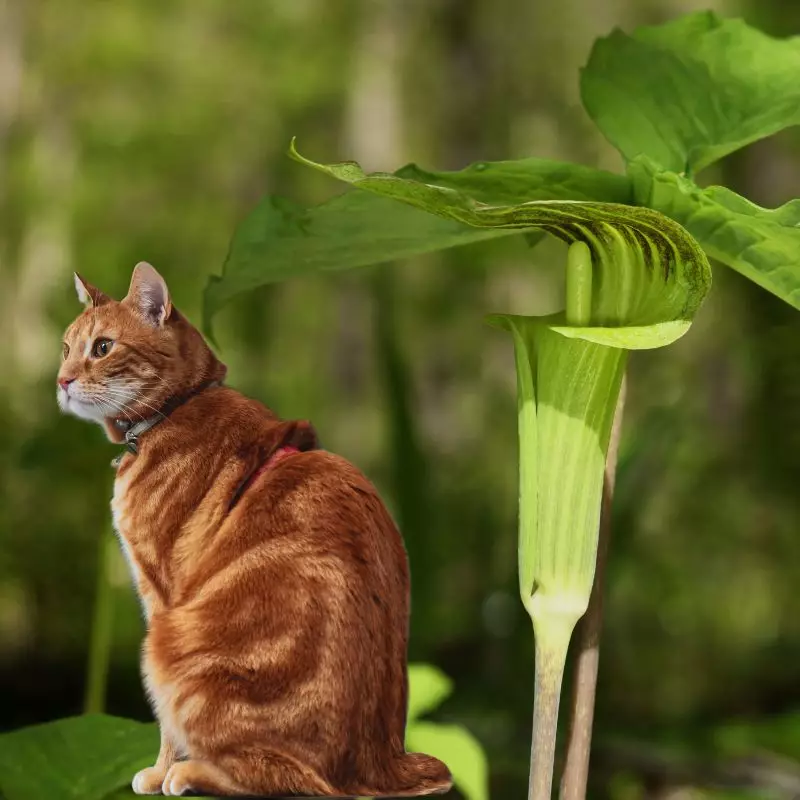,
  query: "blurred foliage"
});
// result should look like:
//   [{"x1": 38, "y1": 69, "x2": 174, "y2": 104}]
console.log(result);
[{"x1": 1, "y1": 0, "x2": 800, "y2": 798}]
